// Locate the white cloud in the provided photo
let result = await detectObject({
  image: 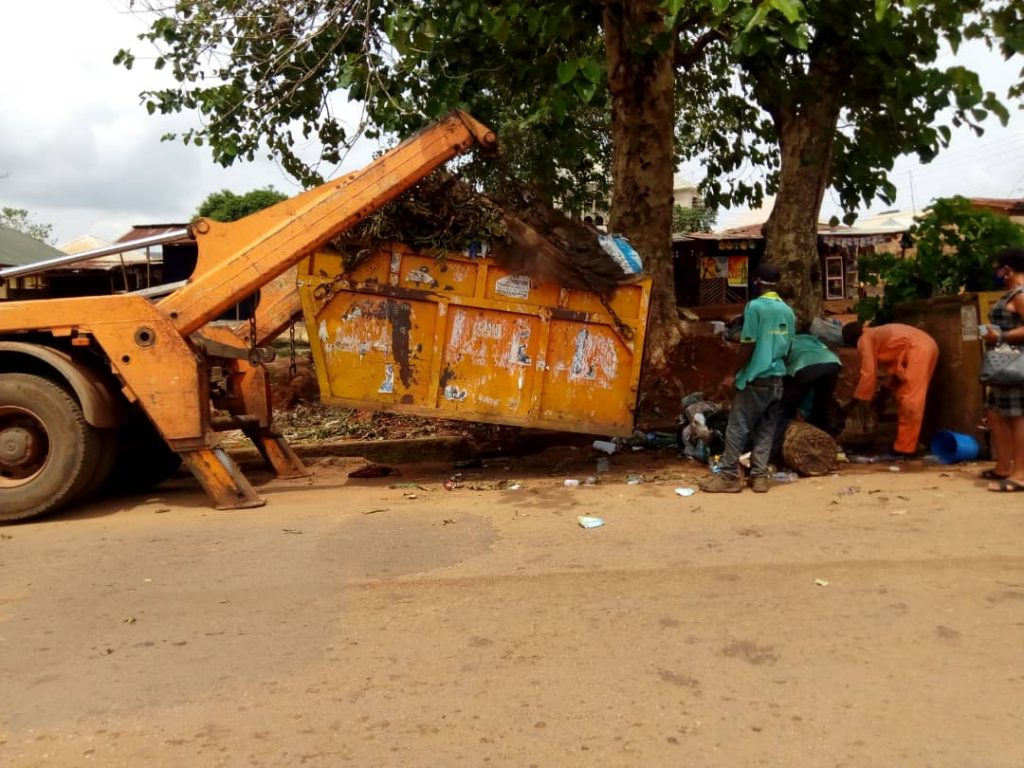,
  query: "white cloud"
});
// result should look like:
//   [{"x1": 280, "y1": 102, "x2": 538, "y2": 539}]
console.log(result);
[
  {"x1": 1, "y1": 2, "x2": 1020, "y2": 242},
  {"x1": 712, "y1": 39, "x2": 1024, "y2": 228},
  {"x1": 0, "y1": 0, "x2": 378, "y2": 244}
]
